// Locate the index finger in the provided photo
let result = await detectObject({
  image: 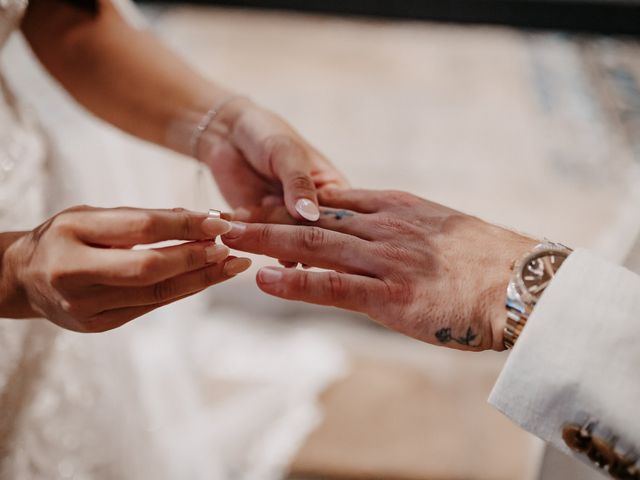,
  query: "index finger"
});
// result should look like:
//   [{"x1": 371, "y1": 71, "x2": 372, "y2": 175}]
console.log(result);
[
  {"x1": 222, "y1": 222, "x2": 378, "y2": 275},
  {"x1": 72, "y1": 208, "x2": 232, "y2": 247}
]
